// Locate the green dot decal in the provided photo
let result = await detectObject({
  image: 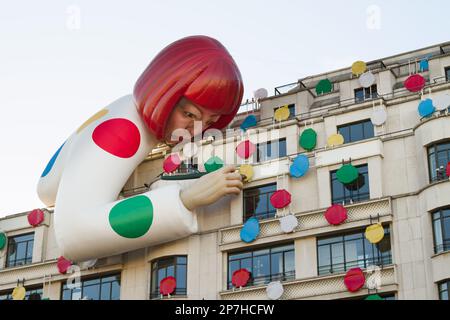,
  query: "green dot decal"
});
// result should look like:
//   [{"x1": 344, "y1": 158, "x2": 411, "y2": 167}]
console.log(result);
[
  {"x1": 365, "y1": 294, "x2": 383, "y2": 300},
  {"x1": 299, "y1": 128, "x2": 317, "y2": 151},
  {"x1": 109, "y1": 195, "x2": 153, "y2": 238},
  {"x1": 0, "y1": 232, "x2": 6, "y2": 250},
  {"x1": 315, "y1": 79, "x2": 332, "y2": 95},
  {"x1": 336, "y1": 164, "x2": 359, "y2": 184},
  {"x1": 204, "y1": 156, "x2": 224, "y2": 173}
]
